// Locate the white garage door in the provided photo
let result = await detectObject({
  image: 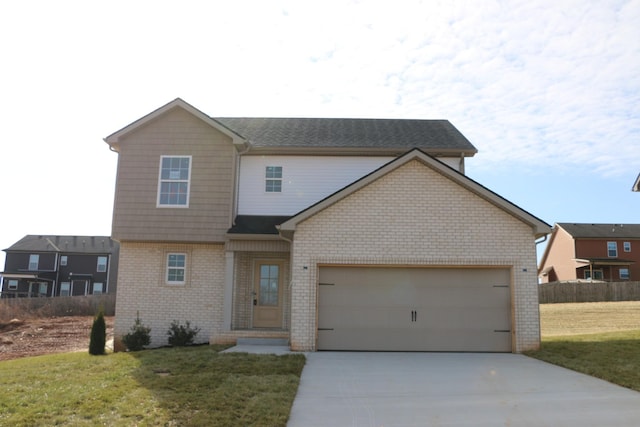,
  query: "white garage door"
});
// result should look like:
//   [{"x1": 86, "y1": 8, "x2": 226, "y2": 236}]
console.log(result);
[{"x1": 318, "y1": 267, "x2": 512, "y2": 352}]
